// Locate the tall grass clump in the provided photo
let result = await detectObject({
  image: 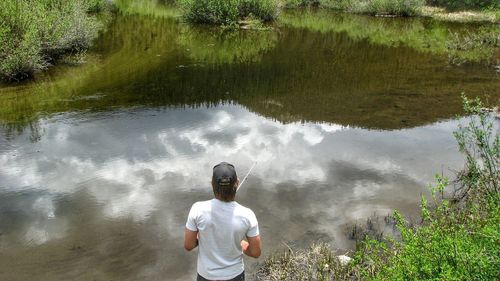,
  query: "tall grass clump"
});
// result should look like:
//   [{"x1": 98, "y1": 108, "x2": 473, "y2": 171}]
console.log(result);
[
  {"x1": 0, "y1": 0, "x2": 109, "y2": 81},
  {"x1": 178, "y1": 0, "x2": 279, "y2": 25}
]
